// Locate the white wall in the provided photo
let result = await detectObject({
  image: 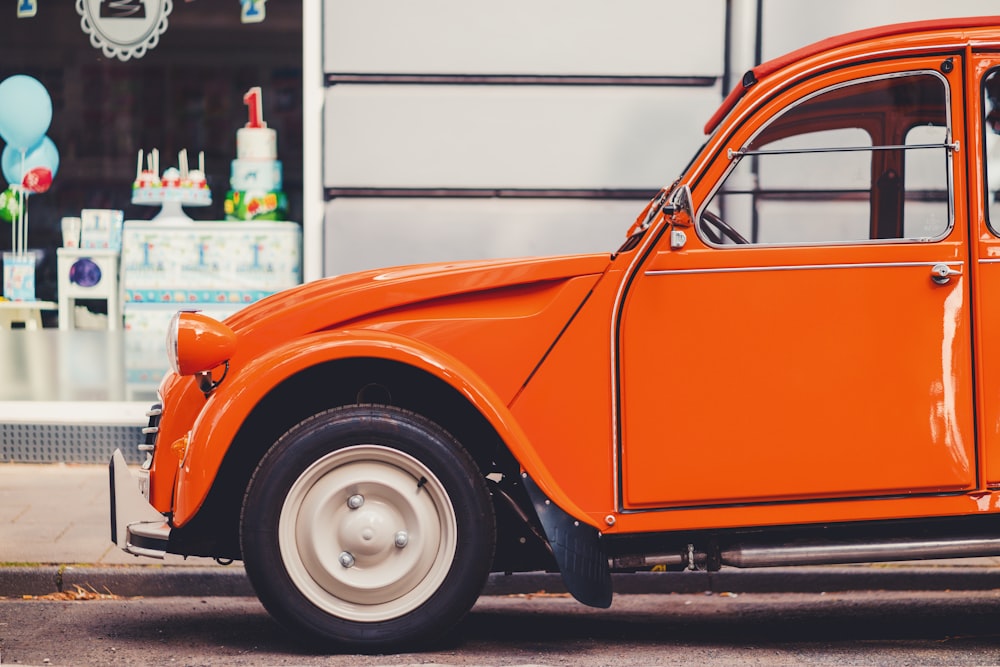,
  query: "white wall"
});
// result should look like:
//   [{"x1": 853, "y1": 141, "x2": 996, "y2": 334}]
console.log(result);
[
  {"x1": 321, "y1": 0, "x2": 726, "y2": 275},
  {"x1": 318, "y1": 1, "x2": 1000, "y2": 277},
  {"x1": 325, "y1": 198, "x2": 640, "y2": 274},
  {"x1": 760, "y1": 0, "x2": 1000, "y2": 58},
  {"x1": 324, "y1": 1, "x2": 725, "y2": 76},
  {"x1": 324, "y1": 85, "x2": 716, "y2": 190}
]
